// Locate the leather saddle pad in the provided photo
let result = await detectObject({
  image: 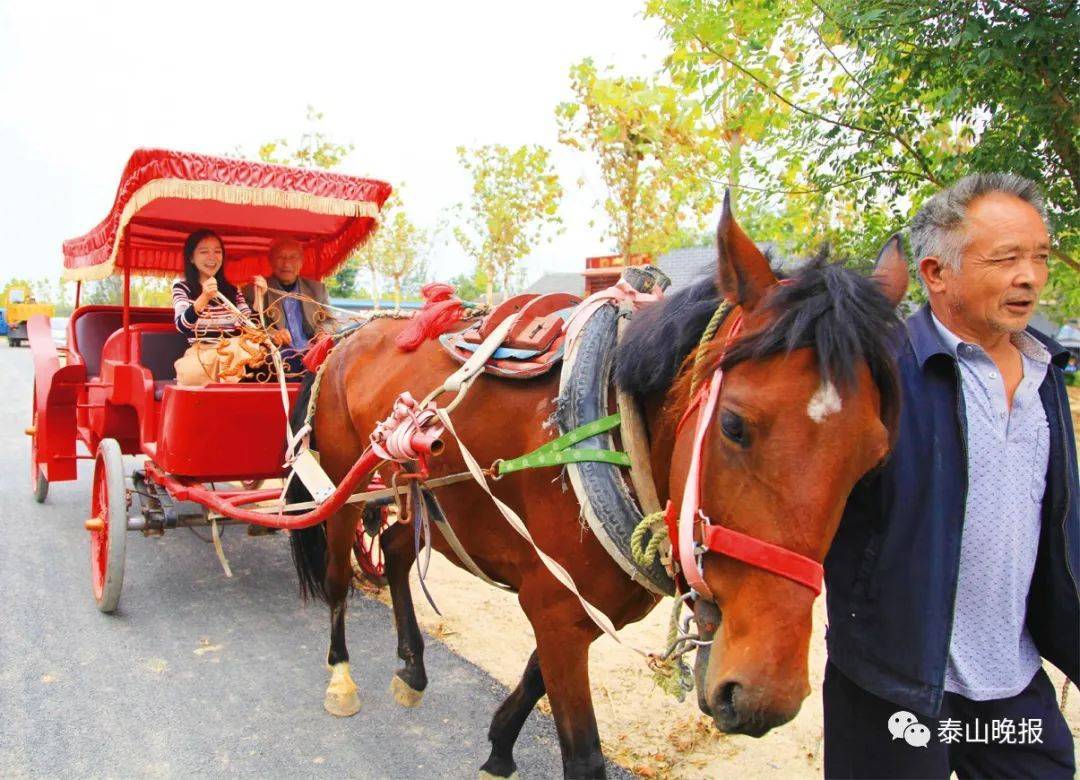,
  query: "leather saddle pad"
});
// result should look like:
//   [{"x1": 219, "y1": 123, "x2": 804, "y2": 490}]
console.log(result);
[{"x1": 438, "y1": 292, "x2": 582, "y2": 379}]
